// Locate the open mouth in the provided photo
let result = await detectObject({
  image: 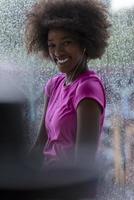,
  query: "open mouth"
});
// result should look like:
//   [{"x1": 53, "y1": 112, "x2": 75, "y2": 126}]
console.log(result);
[{"x1": 57, "y1": 58, "x2": 69, "y2": 65}]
